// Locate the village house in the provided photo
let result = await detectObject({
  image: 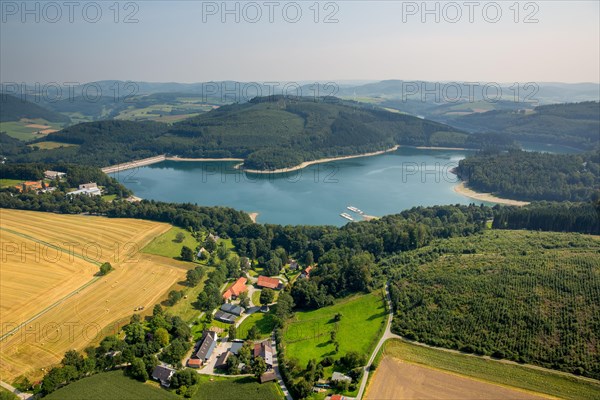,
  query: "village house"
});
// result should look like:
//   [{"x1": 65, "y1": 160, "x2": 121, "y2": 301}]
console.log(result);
[
  {"x1": 151, "y1": 365, "x2": 175, "y2": 387},
  {"x1": 214, "y1": 351, "x2": 231, "y2": 370},
  {"x1": 289, "y1": 259, "x2": 299, "y2": 270},
  {"x1": 253, "y1": 340, "x2": 273, "y2": 369},
  {"x1": 223, "y1": 277, "x2": 247, "y2": 300},
  {"x1": 192, "y1": 330, "x2": 217, "y2": 365},
  {"x1": 256, "y1": 275, "x2": 283, "y2": 290},
  {"x1": 301, "y1": 265, "x2": 314, "y2": 279}
]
